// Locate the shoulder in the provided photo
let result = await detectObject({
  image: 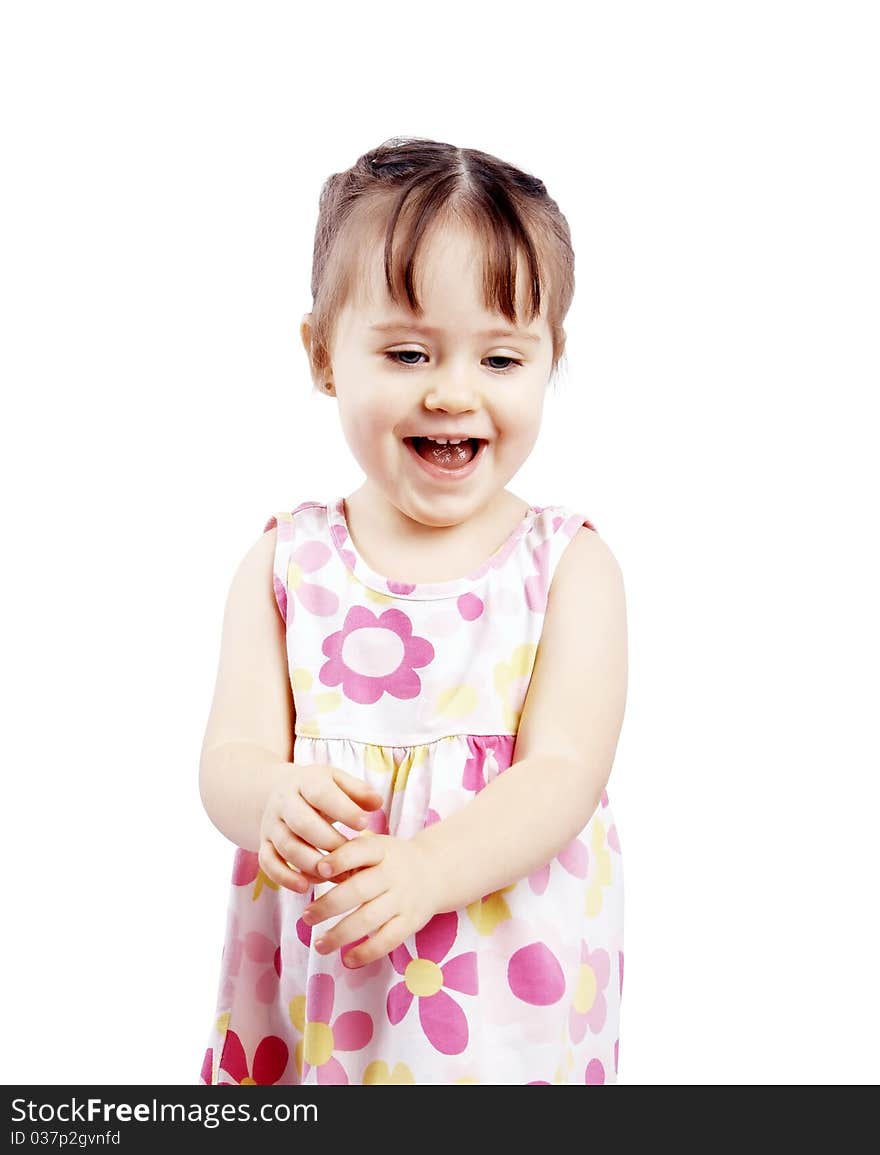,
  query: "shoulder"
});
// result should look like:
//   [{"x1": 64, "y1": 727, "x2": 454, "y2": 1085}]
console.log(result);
[
  {"x1": 551, "y1": 522, "x2": 625, "y2": 605},
  {"x1": 223, "y1": 512, "x2": 294, "y2": 624},
  {"x1": 513, "y1": 523, "x2": 627, "y2": 772},
  {"x1": 224, "y1": 526, "x2": 278, "y2": 613},
  {"x1": 541, "y1": 522, "x2": 627, "y2": 693}
]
